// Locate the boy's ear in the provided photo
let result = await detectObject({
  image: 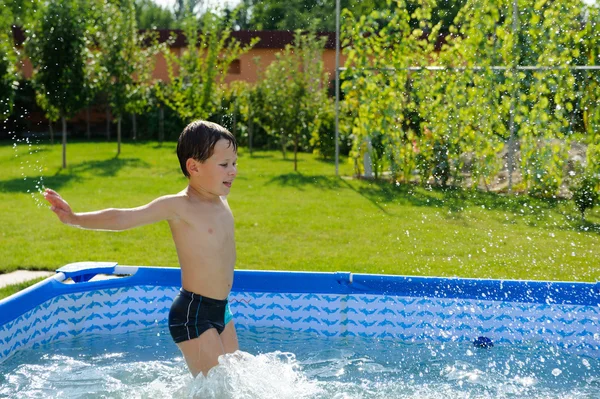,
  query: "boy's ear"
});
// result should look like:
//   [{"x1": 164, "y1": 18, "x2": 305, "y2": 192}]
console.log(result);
[{"x1": 186, "y1": 158, "x2": 200, "y2": 175}]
